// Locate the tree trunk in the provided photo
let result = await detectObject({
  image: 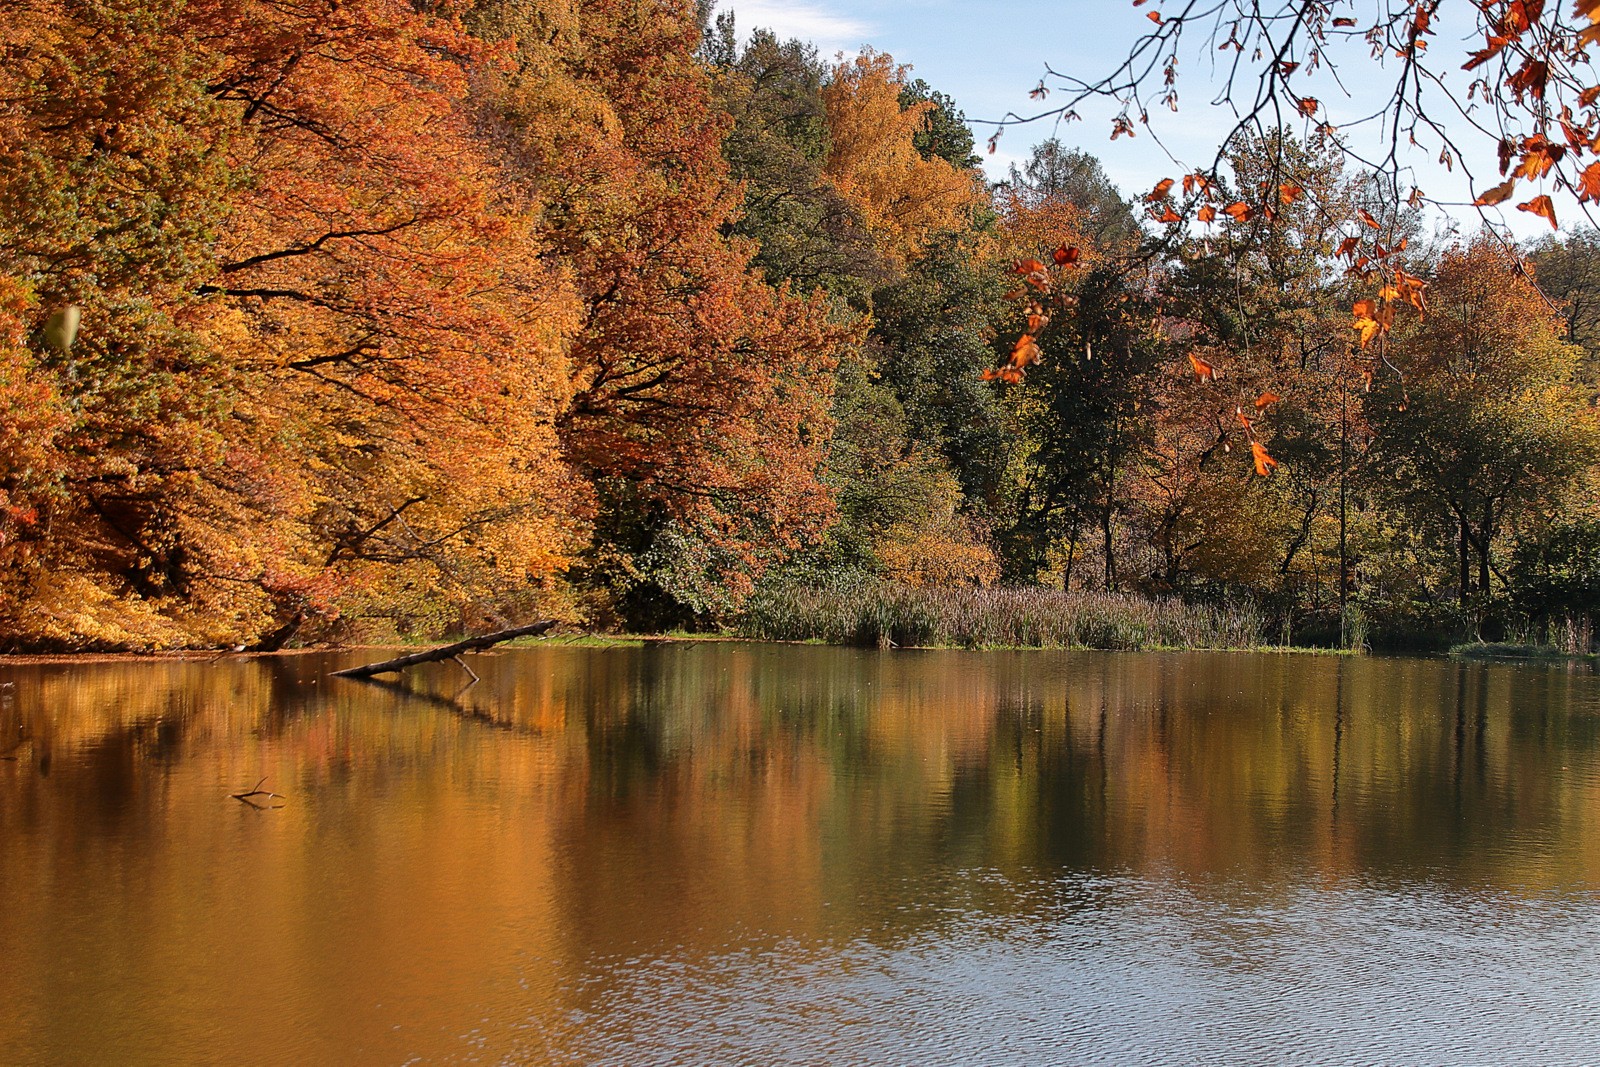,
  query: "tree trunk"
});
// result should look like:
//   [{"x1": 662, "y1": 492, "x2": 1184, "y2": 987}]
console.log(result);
[
  {"x1": 1063, "y1": 513, "x2": 1081, "y2": 592},
  {"x1": 247, "y1": 610, "x2": 306, "y2": 653},
  {"x1": 1102, "y1": 436, "x2": 1118, "y2": 593},
  {"x1": 1478, "y1": 501, "x2": 1493, "y2": 598},
  {"x1": 331, "y1": 620, "x2": 557, "y2": 679}
]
